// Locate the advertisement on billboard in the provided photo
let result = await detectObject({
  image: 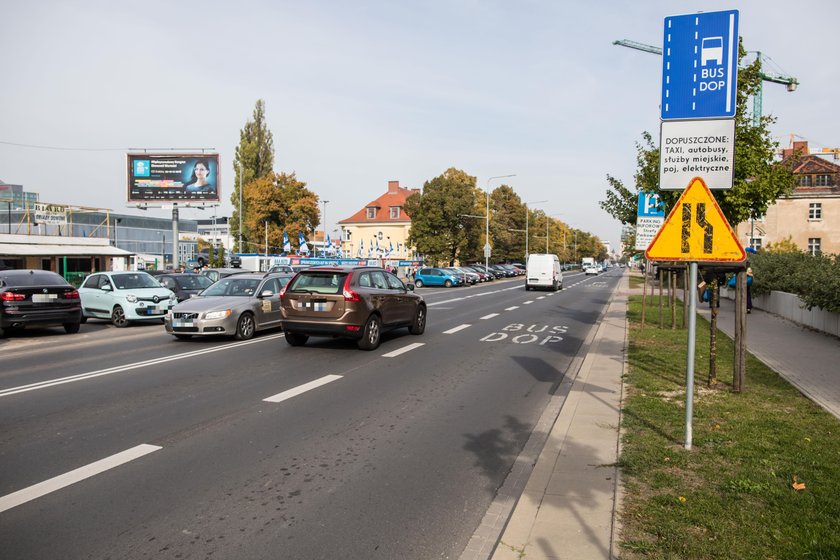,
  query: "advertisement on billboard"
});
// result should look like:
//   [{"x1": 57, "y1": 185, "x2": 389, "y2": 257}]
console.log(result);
[{"x1": 126, "y1": 153, "x2": 221, "y2": 203}]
